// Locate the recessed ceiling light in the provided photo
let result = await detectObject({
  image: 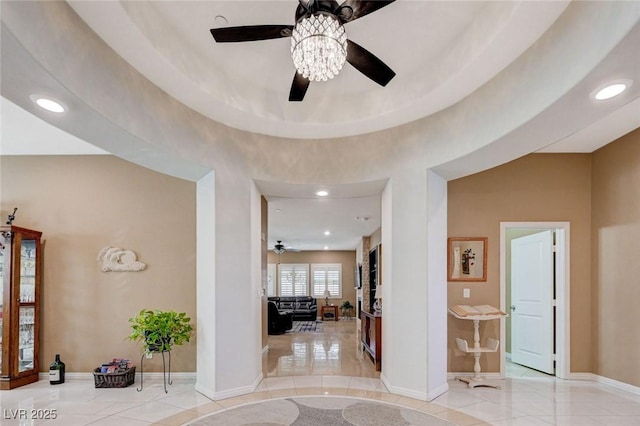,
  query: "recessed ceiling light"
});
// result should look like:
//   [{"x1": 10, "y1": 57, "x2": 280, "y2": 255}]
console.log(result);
[
  {"x1": 316, "y1": 190, "x2": 329, "y2": 197},
  {"x1": 324, "y1": 230, "x2": 331, "y2": 236},
  {"x1": 214, "y1": 15, "x2": 228, "y2": 25},
  {"x1": 592, "y1": 80, "x2": 632, "y2": 101},
  {"x1": 324, "y1": 246, "x2": 329, "y2": 250},
  {"x1": 30, "y1": 95, "x2": 65, "y2": 113}
]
